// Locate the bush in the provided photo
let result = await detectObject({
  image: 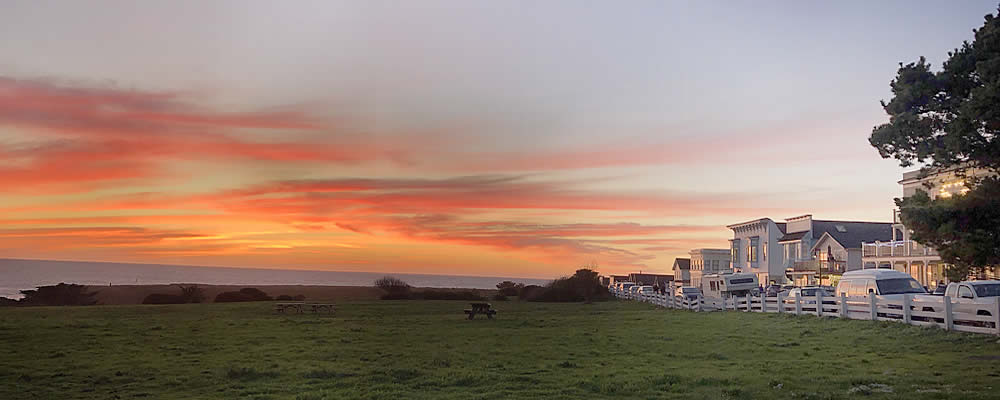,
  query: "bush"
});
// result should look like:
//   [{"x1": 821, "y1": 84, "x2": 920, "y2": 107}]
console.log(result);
[
  {"x1": 275, "y1": 294, "x2": 306, "y2": 301},
  {"x1": 496, "y1": 281, "x2": 523, "y2": 297},
  {"x1": 375, "y1": 276, "x2": 411, "y2": 299},
  {"x1": 528, "y1": 269, "x2": 612, "y2": 303},
  {"x1": 375, "y1": 276, "x2": 410, "y2": 298},
  {"x1": 492, "y1": 293, "x2": 509, "y2": 301},
  {"x1": 19, "y1": 283, "x2": 98, "y2": 306},
  {"x1": 518, "y1": 285, "x2": 545, "y2": 301},
  {"x1": 238, "y1": 288, "x2": 272, "y2": 301},
  {"x1": 178, "y1": 285, "x2": 205, "y2": 303},
  {"x1": 214, "y1": 288, "x2": 272, "y2": 303}
]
